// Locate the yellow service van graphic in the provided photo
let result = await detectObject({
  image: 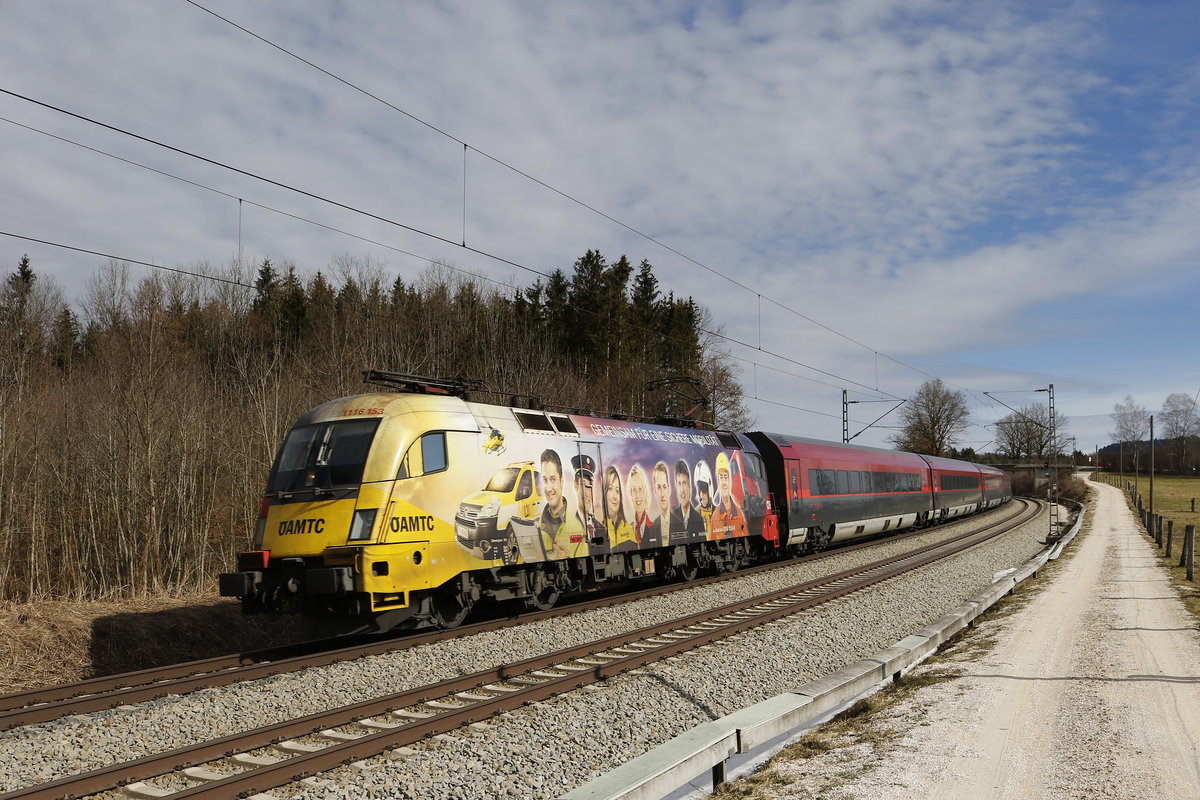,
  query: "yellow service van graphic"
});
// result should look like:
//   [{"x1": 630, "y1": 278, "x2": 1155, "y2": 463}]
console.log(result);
[{"x1": 454, "y1": 461, "x2": 544, "y2": 563}]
